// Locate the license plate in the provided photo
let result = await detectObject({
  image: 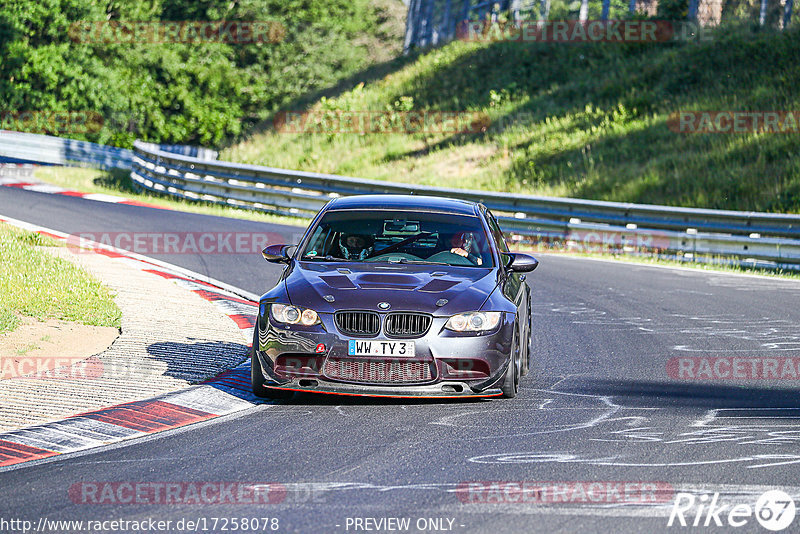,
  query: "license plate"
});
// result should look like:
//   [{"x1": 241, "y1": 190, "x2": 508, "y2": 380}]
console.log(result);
[{"x1": 348, "y1": 340, "x2": 415, "y2": 357}]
